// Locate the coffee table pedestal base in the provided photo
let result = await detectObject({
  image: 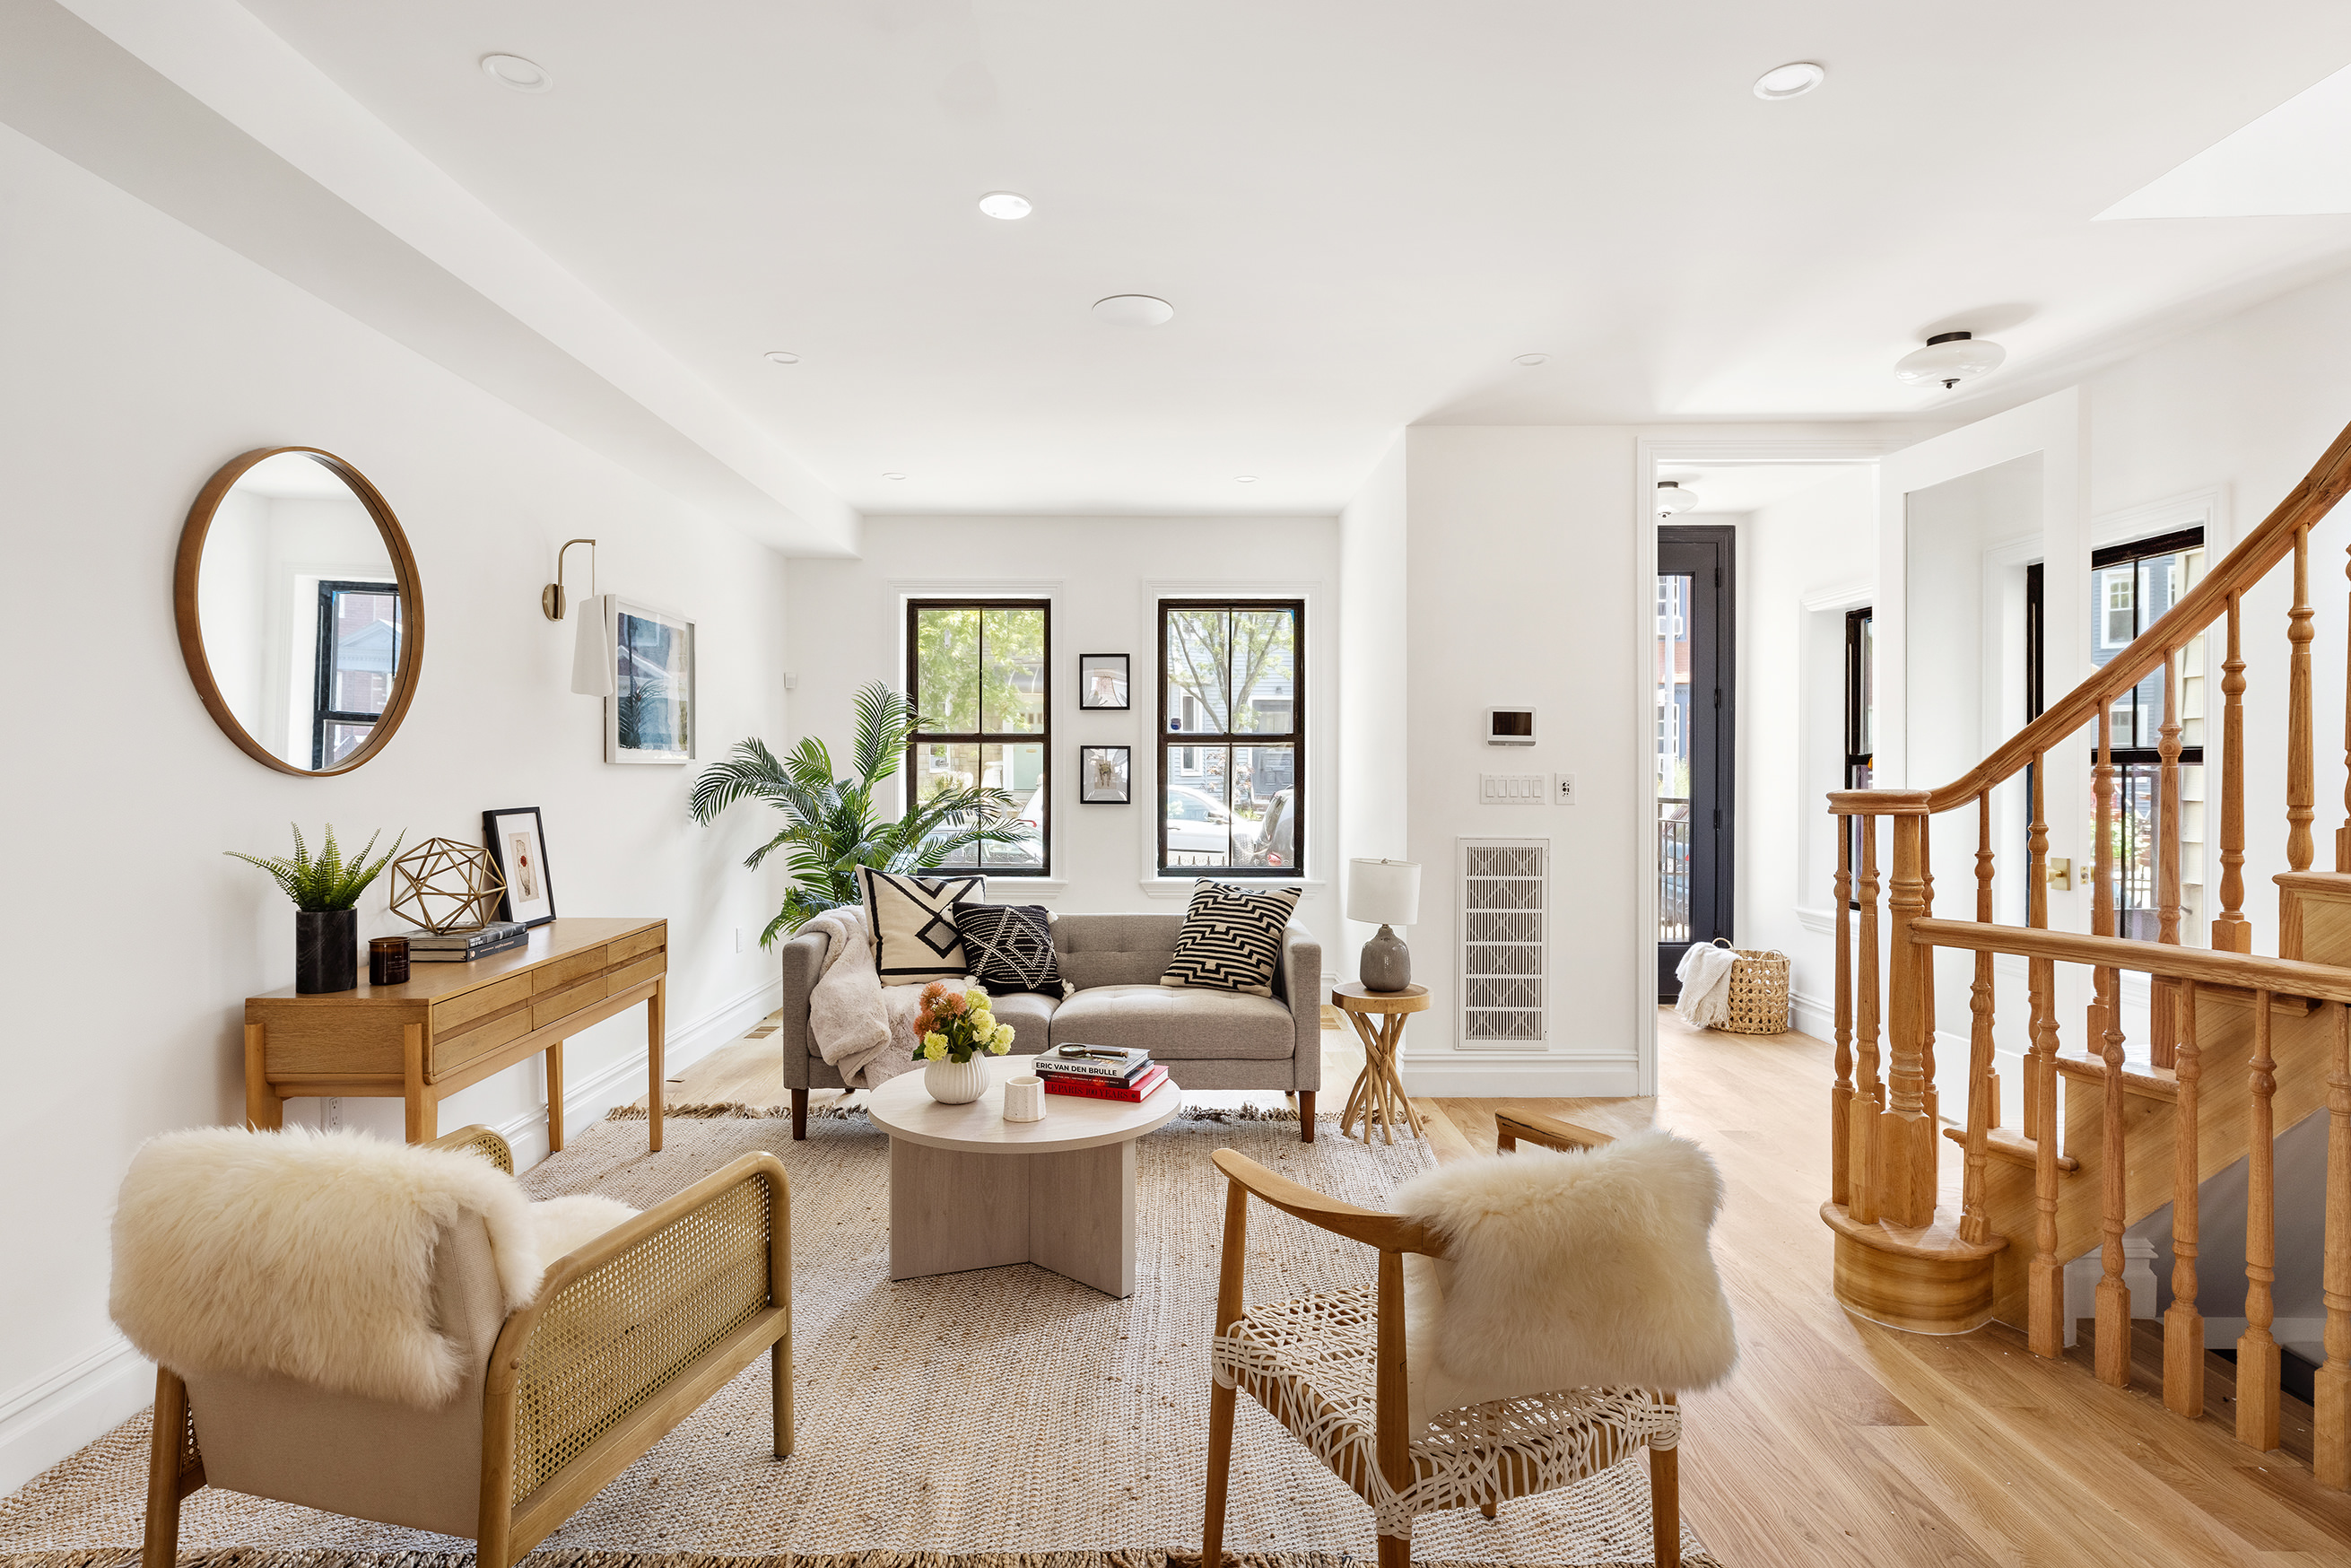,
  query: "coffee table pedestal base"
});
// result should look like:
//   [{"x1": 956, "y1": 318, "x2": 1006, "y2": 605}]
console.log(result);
[{"x1": 888, "y1": 1137, "x2": 1138, "y2": 1298}]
